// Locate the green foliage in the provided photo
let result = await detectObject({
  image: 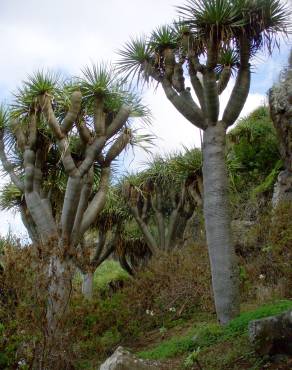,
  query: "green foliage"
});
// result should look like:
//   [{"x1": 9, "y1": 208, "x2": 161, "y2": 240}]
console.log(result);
[
  {"x1": 138, "y1": 300, "x2": 292, "y2": 360},
  {"x1": 251, "y1": 159, "x2": 282, "y2": 197},
  {"x1": 117, "y1": 36, "x2": 152, "y2": 83},
  {"x1": 12, "y1": 70, "x2": 60, "y2": 119},
  {"x1": 80, "y1": 63, "x2": 119, "y2": 100},
  {"x1": 178, "y1": 0, "x2": 290, "y2": 51},
  {"x1": 0, "y1": 183, "x2": 23, "y2": 211},
  {"x1": 121, "y1": 219, "x2": 144, "y2": 240},
  {"x1": 150, "y1": 25, "x2": 178, "y2": 51},
  {"x1": 118, "y1": 0, "x2": 291, "y2": 85},
  {"x1": 93, "y1": 260, "x2": 129, "y2": 291},
  {"x1": 228, "y1": 107, "x2": 279, "y2": 176},
  {"x1": 138, "y1": 332, "x2": 196, "y2": 360},
  {"x1": 0, "y1": 105, "x2": 9, "y2": 130},
  {"x1": 122, "y1": 147, "x2": 202, "y2": 190},
  {"x1": 223, "y1": 300, "x2": 292, "y2": 339},
  {"x1": 100, "y1": 327, "x2": 121, "y2": 348},
  {"x1": 184, "y1": 347, "x2": 201, "y2": 368},
  {"x1": 216, "y1": 48, "x2": 239, "y2": 75},
  {"x1": 74, "y1": 260, "x2": 129, "y2": 293},
  {"x1": 227, "y1": 106, "x2": 281, "y2": 195},
  {"x1": 80, "y1": 64, "x2": 151, "y2": 123}
]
